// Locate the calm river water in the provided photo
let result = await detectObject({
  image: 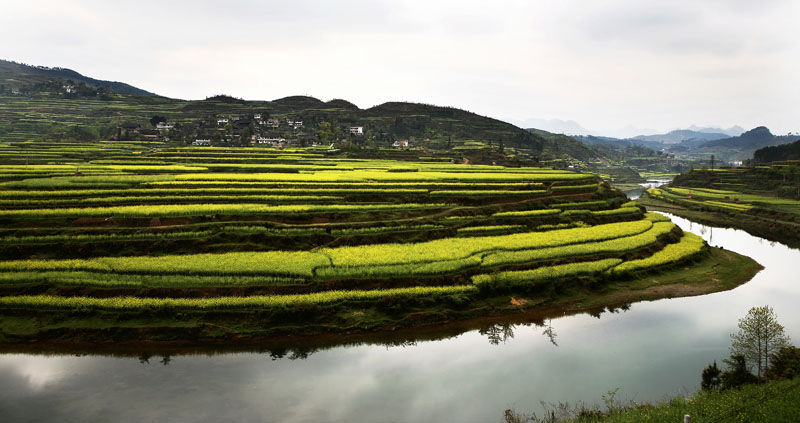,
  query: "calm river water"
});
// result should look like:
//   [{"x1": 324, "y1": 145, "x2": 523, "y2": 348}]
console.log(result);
[{"x1": 1, "y1": 209, "x2": 799, "y2": 422}]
